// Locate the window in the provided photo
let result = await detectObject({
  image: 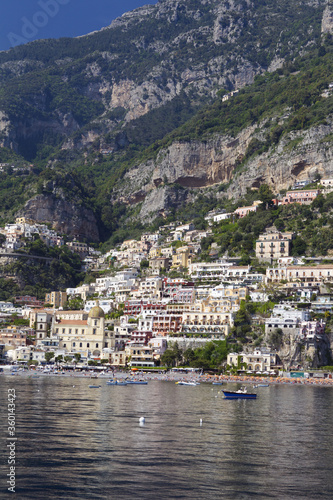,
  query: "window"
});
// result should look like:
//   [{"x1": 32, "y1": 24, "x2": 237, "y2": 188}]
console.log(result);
[
  {"x1": 73, "y1": 342, "x2": 75, "y2": 347},
  {"x1": 69, "y1": 329, "x2": 72, "y2": 334},
  {"x1": 95, "y1": 343, "x2": 99, "y2": 348},
  {"x1": 87, "y1": 343, "x2": 90, "y2": 348},
  {"x1": 79, "y1": 343, "x2": 82, "y2": 347},
  {"x1": 62, "y1": 328, "x2": 65, "y2": 334},
  {"x1": 93, "y1": 329, "x2": 96, "y2": 335},
  {"x1": 75, "y1": 329, "x2": 78, "y2": 334}
]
